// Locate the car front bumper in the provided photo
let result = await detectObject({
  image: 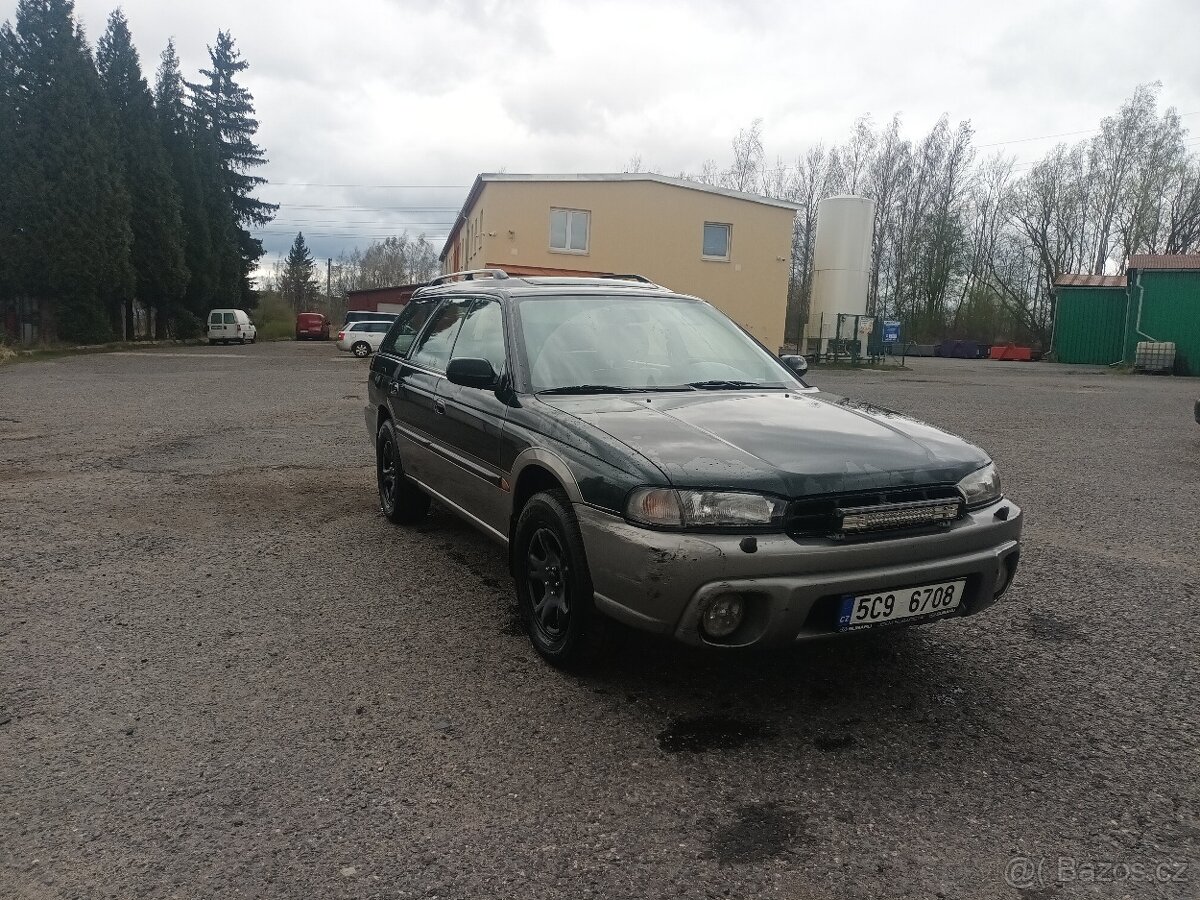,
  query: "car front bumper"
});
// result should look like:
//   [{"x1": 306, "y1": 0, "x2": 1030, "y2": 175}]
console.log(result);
[{"x1": 575, "y1": 501, "x2": 1023, "y2": 648}]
